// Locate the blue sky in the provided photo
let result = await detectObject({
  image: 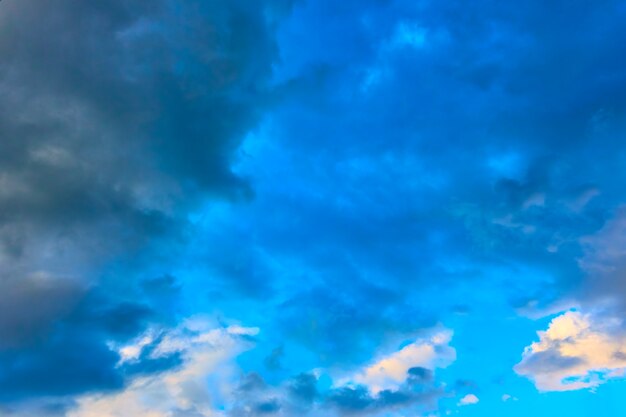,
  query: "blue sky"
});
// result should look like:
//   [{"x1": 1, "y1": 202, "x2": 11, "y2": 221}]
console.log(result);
[{"x1": 1, "y1": 1, "x2": 626, "y2": 416}]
